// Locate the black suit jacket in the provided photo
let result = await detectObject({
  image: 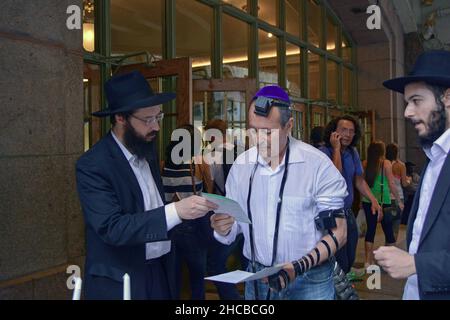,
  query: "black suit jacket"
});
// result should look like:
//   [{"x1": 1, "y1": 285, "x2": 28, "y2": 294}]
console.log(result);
[
  {"x1": 76, "y1": 132, "x2": 176, "y2": 299},
  {"x1": 406, "y1": 152, "x2": 450, "y2": 300}
]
